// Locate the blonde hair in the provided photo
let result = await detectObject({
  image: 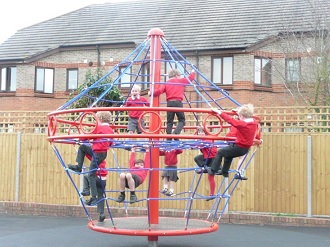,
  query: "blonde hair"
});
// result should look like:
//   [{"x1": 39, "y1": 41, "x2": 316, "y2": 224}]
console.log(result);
[
  {"x1": 96, "y1": 111, "x2": 112, "y2": 123},
  {"x1": 132, "y1": 84, "x2": 141, "y2": 92},
  {"x1": 168, "y1": 69, "x2": 181, "y2": 78},
  {"x1": 238, "y1": 104, "x2": 254, "y2": 118}
]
